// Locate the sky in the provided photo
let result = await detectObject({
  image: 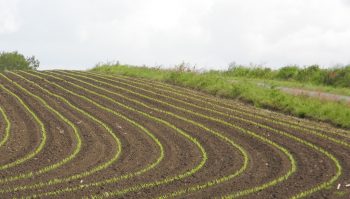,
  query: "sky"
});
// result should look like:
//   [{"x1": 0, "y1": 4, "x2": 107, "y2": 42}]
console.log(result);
[{"x1": 1, "y1": 0, "x2": 350, "y2": 70}]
